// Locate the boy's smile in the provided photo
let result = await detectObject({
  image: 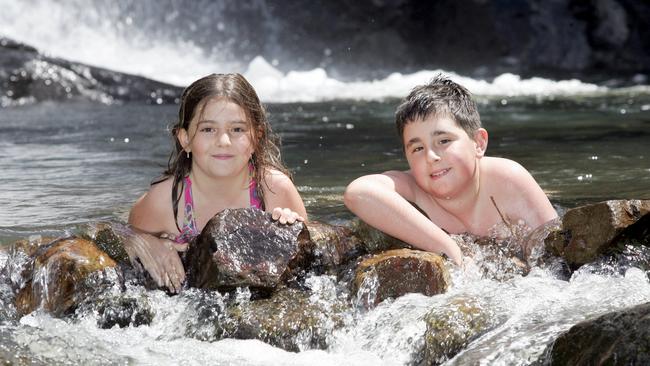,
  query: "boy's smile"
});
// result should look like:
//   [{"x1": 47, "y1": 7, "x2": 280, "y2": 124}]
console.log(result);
[{"x1": 403, "y1": 114, "x2": 486, "y2": 200}]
